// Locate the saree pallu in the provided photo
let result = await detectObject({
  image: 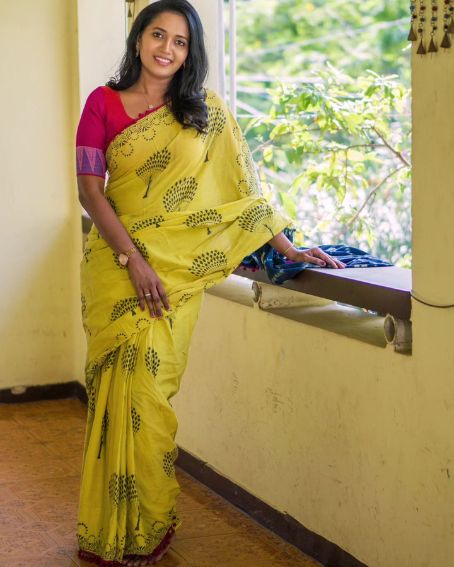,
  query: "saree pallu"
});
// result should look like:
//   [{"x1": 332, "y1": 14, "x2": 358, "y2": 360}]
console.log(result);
[{"x1": 78, "y1": 90, "x2": 289, "y2": 565}]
